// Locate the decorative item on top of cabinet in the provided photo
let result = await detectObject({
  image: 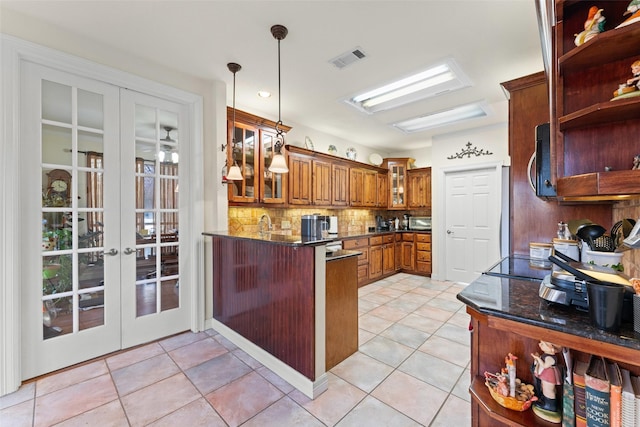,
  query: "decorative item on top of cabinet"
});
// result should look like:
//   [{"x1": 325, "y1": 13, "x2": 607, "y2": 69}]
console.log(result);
[
  {"x1": 552, "y1": 1, "x2": 640, "y2": 200},
  {"x1": 226, "y1": 108, "x2": 291, "y2": 205}
]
